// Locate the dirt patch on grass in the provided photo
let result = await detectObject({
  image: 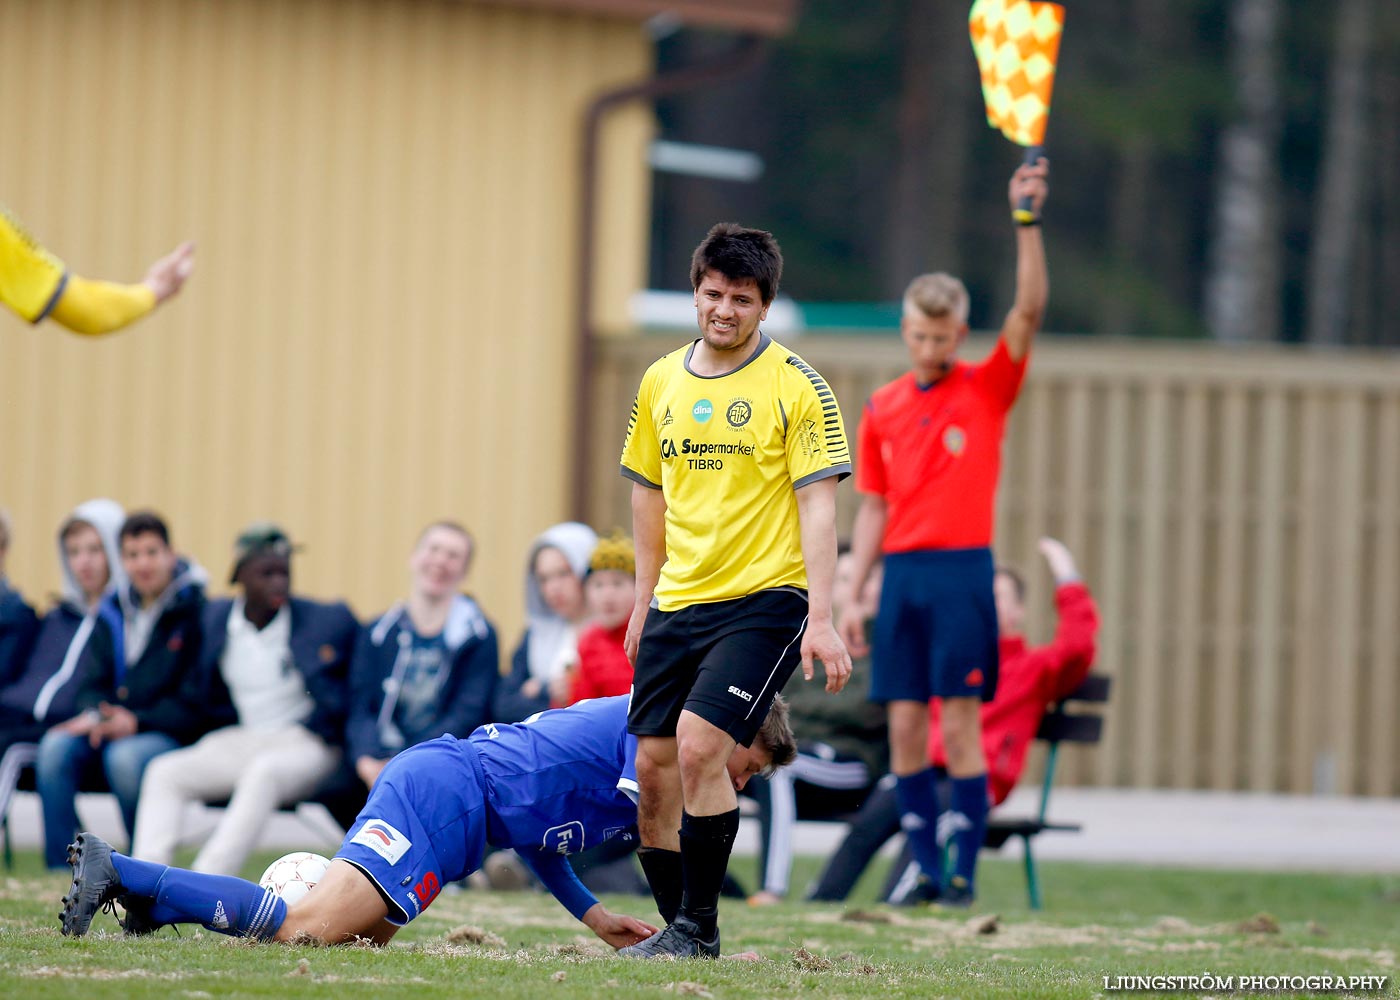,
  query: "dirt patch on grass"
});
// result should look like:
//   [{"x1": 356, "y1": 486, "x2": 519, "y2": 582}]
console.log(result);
[{"x1": 445, "y1": 924, "x2": 507, "y2": 948}]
